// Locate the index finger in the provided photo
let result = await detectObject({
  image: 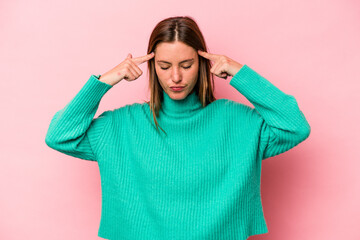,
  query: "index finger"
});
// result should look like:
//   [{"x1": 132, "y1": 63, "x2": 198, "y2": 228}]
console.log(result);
[
  {"x1": 132, "y1": 52, "x2": 155, "y2": 65},
  {"x1": 197, "y1": 50, "x2": 218, "y2": 61}
]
